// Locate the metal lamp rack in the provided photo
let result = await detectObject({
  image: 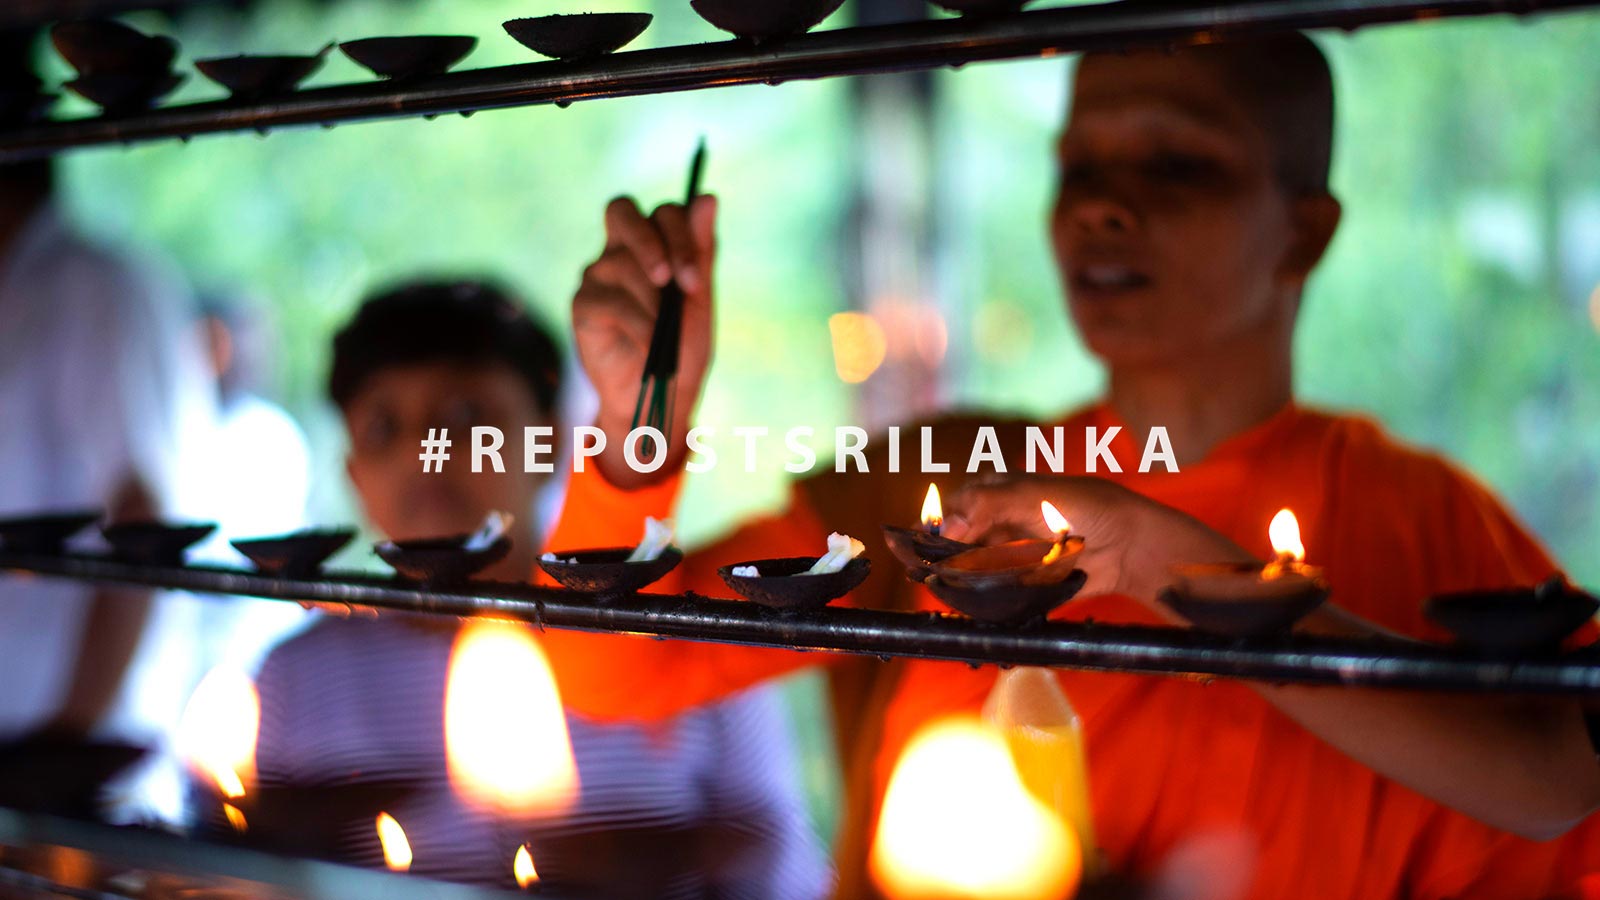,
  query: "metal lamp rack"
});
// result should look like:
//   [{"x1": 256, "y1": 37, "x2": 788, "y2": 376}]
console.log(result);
[
  {"x1": 3, "y1": 0, "x2": 1600, "y2": 162},
  {"x1": 3, "y1": 550, "x2": 1596, "y2": 694}
]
